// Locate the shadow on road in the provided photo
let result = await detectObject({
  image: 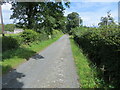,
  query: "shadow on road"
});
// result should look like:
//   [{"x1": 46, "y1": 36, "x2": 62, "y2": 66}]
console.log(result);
[
  {"x1": 2, "y1": 68, "x2": 25, "y2": 88},
  {"x1": 31, "y1": 54, "x2": 44, "y2": 60},
  {"x1": 2, "y1": 54, "x2": 44, "y2": 88},
  {"x1": 2, "y1": 42, "x2": 45, "y2": 88}
]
